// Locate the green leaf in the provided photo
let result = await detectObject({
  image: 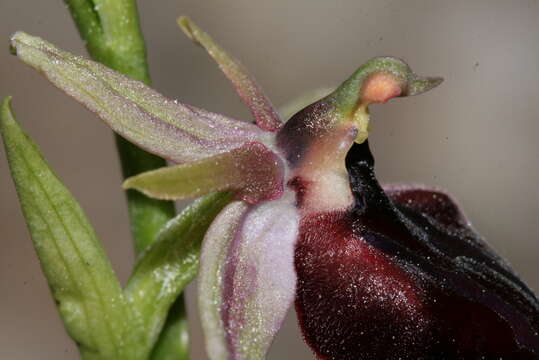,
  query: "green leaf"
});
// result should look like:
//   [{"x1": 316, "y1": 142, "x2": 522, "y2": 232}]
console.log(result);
[
  {"x1": 64, "y1": 2, "x2": 186, "y2": 355},
  {"x1": 0, "y1": 97, "x2": 138, "y2": 360},
  {"x1": 124, "y1": 192, "x2": 232, "y2": 359}
]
